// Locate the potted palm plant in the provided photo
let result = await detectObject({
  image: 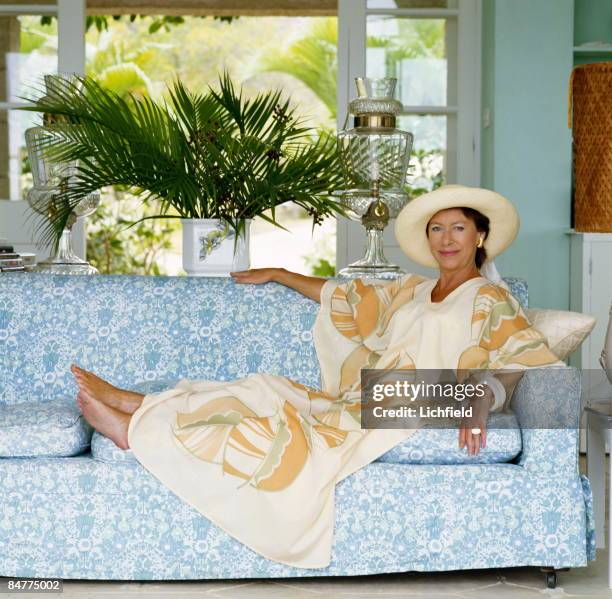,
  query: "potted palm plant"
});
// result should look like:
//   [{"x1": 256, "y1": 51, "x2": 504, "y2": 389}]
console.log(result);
[{"x1": 22, "y1": 73, "x2": 346, "y2": 275}]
